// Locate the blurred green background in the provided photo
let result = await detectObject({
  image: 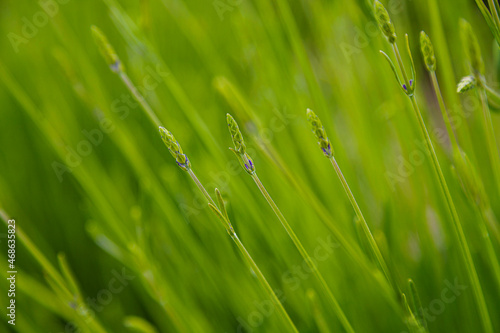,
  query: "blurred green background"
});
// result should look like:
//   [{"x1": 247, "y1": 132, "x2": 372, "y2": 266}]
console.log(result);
[{"x1": 0, "y1": 0, "x2": 499, "y2": 332}]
